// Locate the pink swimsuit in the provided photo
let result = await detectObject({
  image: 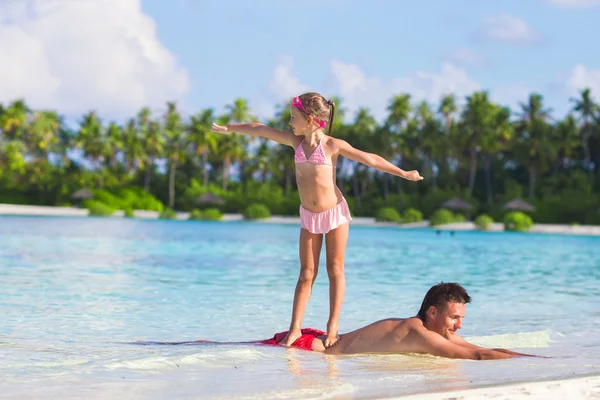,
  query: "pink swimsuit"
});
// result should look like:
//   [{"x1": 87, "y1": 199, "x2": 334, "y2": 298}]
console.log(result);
[{"x1": 294, "y1": 138, "x2": 352, "y2": 234}]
